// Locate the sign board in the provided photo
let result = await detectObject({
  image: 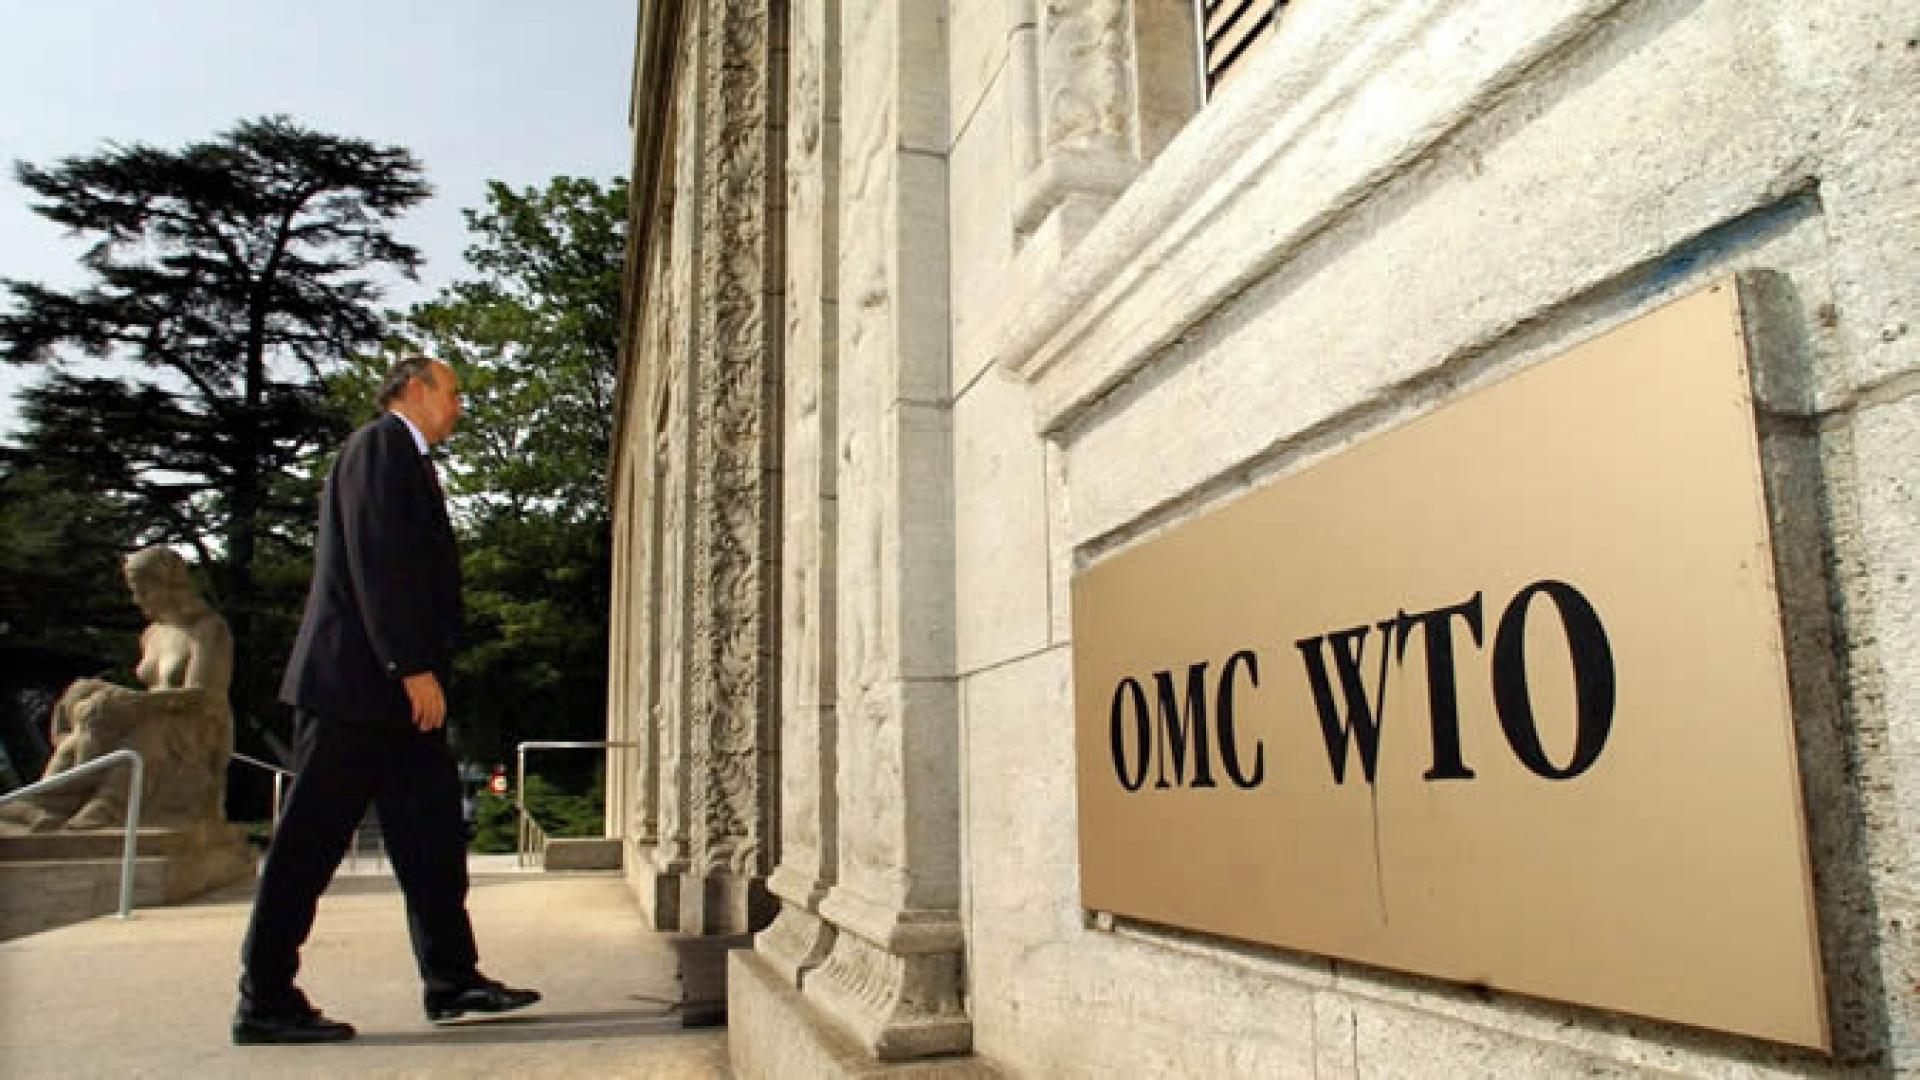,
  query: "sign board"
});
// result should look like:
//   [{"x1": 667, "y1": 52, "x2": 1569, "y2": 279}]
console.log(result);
[{"x1": 1072, "y1": 281, "x2": 1828, "y2": 1048}]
